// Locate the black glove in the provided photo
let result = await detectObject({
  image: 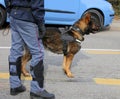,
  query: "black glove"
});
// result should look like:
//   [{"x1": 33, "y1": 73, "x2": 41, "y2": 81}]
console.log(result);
[{"x1": 38, "y1": 23, "x2": 46, "y2": 39}]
